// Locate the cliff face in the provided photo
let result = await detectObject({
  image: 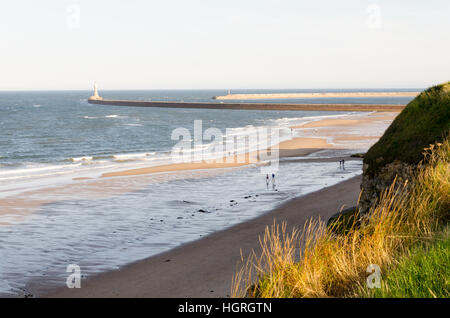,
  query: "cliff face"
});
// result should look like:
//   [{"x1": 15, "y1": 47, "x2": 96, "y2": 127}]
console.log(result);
[
  {"x1": 359, "y1": 82, "x2": 450, "y2": 215},
  {"x1": 359, "y1": 161, "x2": 416, "y2": 214}
]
